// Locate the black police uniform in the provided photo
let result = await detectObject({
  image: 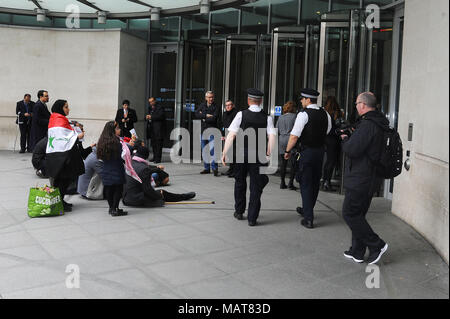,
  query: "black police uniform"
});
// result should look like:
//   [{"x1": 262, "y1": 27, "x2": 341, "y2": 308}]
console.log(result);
[
  {"x1": 230, "y1": 89, "x2": 271, "y2": 226},
  {"x1": 291, "y1": 89, "x2": 330, "y2": 228}
]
